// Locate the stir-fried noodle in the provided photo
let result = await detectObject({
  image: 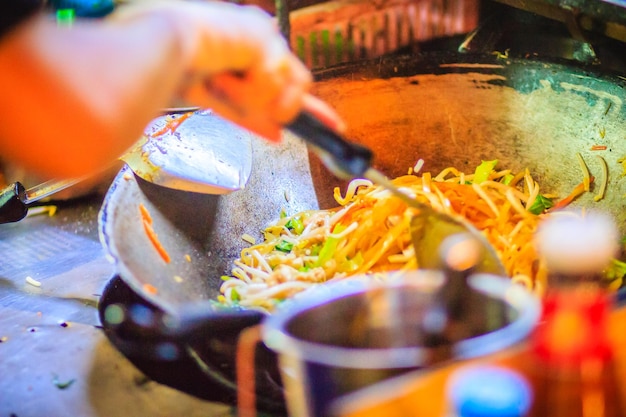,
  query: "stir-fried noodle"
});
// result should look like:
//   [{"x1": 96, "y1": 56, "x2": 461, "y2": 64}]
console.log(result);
[{"x1": 217, "y1": 161, "x2": 573, "y2": 312}]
